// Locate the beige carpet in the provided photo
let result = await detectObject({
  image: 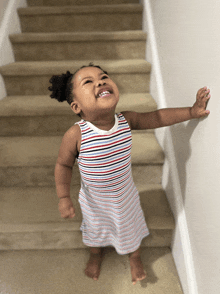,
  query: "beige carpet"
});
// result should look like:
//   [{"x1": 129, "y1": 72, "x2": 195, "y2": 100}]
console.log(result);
[{"x1": 0, "y1": 248, "x2": 183, "y2": 294}]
